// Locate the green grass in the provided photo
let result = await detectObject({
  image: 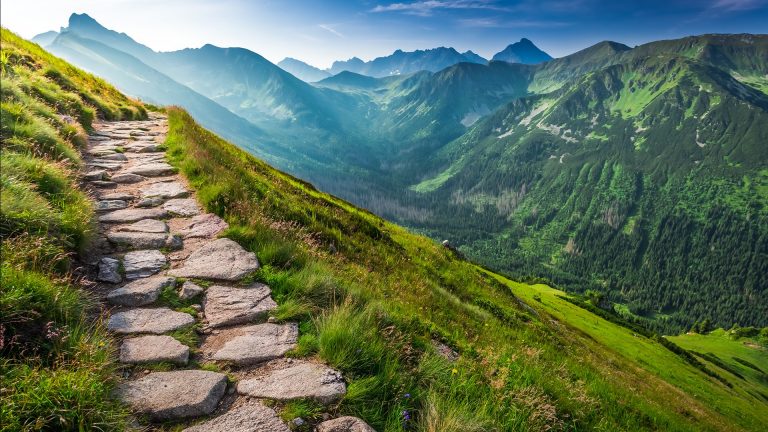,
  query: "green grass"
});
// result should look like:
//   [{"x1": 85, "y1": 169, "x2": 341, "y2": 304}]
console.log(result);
[
  {"x1": 162, "y1": 106, "x2": 763, "y2": 431},
  {"x1": 0, "y1": 28, "x2": 146, "y2": 431},
  {"x1": 668, "y1": 329, "x2": 768, "y2": 403}
]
